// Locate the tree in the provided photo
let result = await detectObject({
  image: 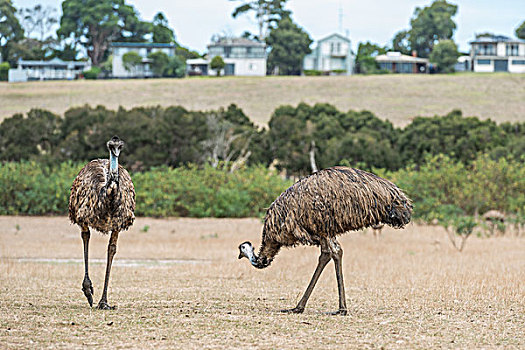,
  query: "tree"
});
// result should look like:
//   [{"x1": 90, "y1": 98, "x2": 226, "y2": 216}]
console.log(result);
[
  {"x1": 122, "y1": 51, "x2": 142, "y2": 76},
  {"x1": 148, "y1": 51, "x2": 169, "y2": 76},
  {"x1": 58, "y1": 0, "x2": 150, "y2": 66},
  {"x1": 10, "y1": 37, "x2": 55, "y2": 61},
  {"x1": 18, "y1": 4, "x2": 57, "y2": 41},
  {"x1": 516, "y1": 20, "x2": 525, "y2": 40},
  {"x1": 152, "y1": 12, "x2": 175, "y2": 43},
  {"x1": 408, "y1": 0, "x2": 458, "y2": 58},
  {"x1": 266, "y1": 16, "x2": 312, "y2": 75},
  {"x1": 355, "y1": 42, "x2": 386, "y2": 74},
  {"x1": 391, "y1": 30, "x2": 411, "y2": 55},
  {"x1": 230, "y1": 0, "x2": 289, "y2": 40},
  {"x1": 210, "y1": 55, "x2": 225, "y2": 76},
  {"x1": 429, "y1": 39, "x2": 459, "y2": 73},
  {"x1": 175, "y1": 46, "x2": 200, "y2": 60},
  {"x1": 0, "y1": 0, "x2": 24, "y2": 64},
  {"x1": 147, "y1": 51, "x2": 184, "y2": 78},
  {"x1": 53, "y1": 42, "x2": 78, "y2": 61},
  {"x1": 166, "y1": 55, "x2": 185, "y2": 77}
]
